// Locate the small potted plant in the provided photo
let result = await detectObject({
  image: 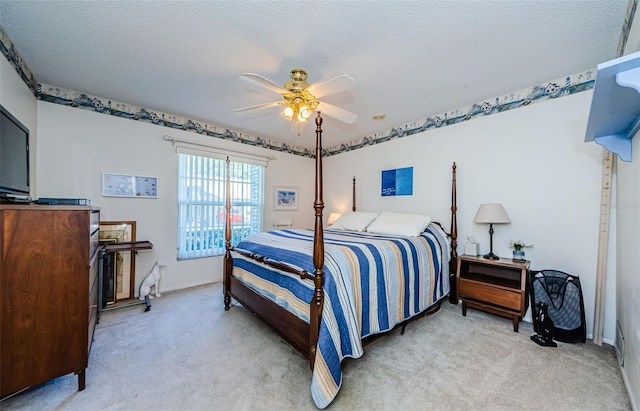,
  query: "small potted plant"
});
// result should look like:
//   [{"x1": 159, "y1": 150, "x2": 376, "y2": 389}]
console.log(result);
[{"x1": 509, "y1": 239, "x2": 533, "y2": 262}]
